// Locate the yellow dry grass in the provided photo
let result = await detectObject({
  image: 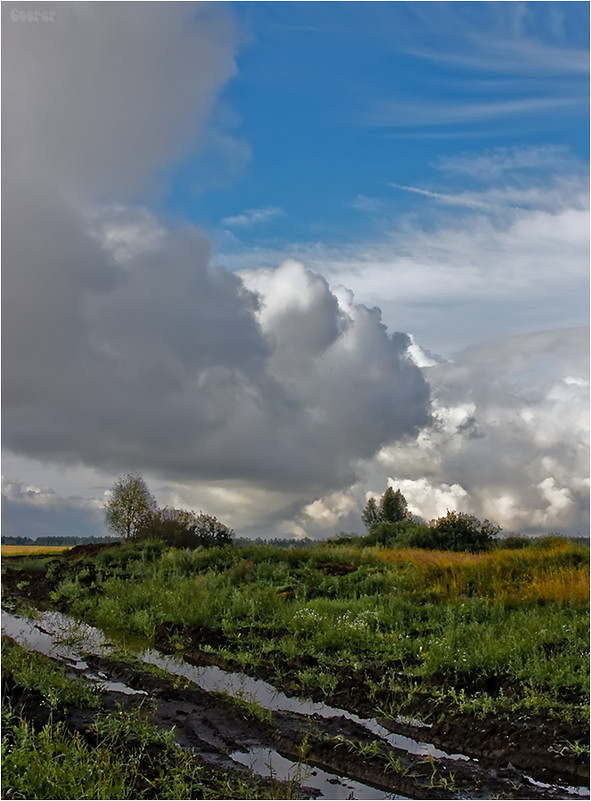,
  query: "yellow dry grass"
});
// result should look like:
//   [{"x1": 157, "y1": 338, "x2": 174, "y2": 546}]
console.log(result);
[
  {"x1": 378, "y1": 544, "x2": 589, "y2": 605},
  {"x1": 1, "y1": 545, "x2": 72, "y2": 556}
]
